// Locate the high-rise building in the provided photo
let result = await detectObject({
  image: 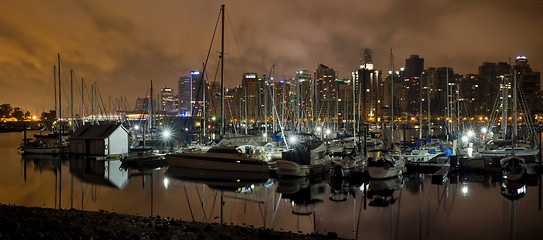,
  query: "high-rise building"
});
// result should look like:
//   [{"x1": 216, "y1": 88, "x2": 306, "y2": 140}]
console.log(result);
[
  {"x1": 177, "y1": 70, "x2": 205, "y2": 117},
  {"x1": 404, "y1": 55, "x2": 424, "y2": 79},
  {"x1": 160, "y1": 87, "x2": 177, "y2": 114},
  {"x1": 360, "y1": 48, "x2": 373, "y2": 70},
  {"x1": 458, "y1": 74, "x2": 482, "y2": 115},
  {"x1": 241, "y1": 73, "x2": 261, "y2": 124},
  {"x1": 424, "y1": 67, "x2": 456, "y2": 117},
  {"x1": 478, "y1": 61, "x2": 511, "y2": 114},
  {"x1": 134, "y1": 96, "x2": 149, "y2": 113},
  {"x1": 352, "y1": 67, "x2": 383, "y2": 122},
  {"x1": 295, "y1": 70, "x2": 312, "y2": 123},
  {"x1": 178, "y1": 76, "x2": 191, "y2": 116},
  {"x1": 513, "y1": 56, "x2": 541, "y2": 114}
]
